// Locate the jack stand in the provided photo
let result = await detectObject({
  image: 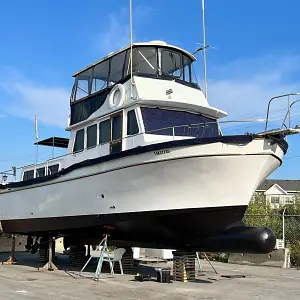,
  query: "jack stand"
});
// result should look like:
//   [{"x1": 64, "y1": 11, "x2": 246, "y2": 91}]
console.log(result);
[
  {"x1": 39, "y1": 234, "x2": 58, "y2": 271},
  {"x1": 2, "y1": 235, "x2": 17, "y2": 265}
]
